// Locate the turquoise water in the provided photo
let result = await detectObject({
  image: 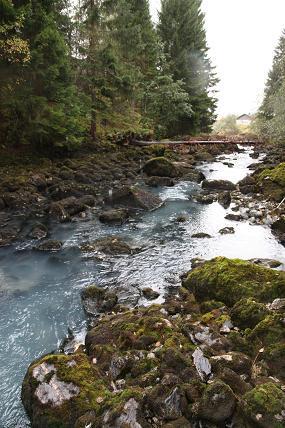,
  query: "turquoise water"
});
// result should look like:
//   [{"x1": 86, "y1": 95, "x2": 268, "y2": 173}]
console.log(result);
[{"x1": 0, "y1": 147, "x2": 284, "y2": 427}]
